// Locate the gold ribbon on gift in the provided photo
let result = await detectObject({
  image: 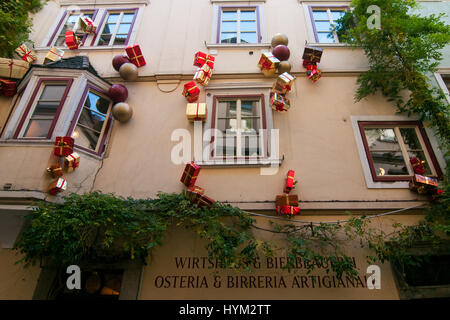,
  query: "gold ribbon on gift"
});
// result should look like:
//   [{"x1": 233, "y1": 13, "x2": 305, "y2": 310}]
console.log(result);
[
  {"x1": 129, "y1": 46, "x2": 144, "y2": 67},
  {"x1": 56, "y1": 140, "x2": 73, "y2": 155}
]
